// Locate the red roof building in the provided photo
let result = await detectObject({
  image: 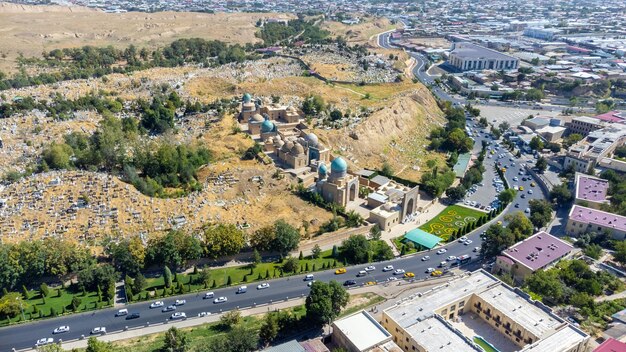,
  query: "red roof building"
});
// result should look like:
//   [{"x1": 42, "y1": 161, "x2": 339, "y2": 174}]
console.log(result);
[{"x1": 594, "y1": 338, "x2": 626, "y2": 352}]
